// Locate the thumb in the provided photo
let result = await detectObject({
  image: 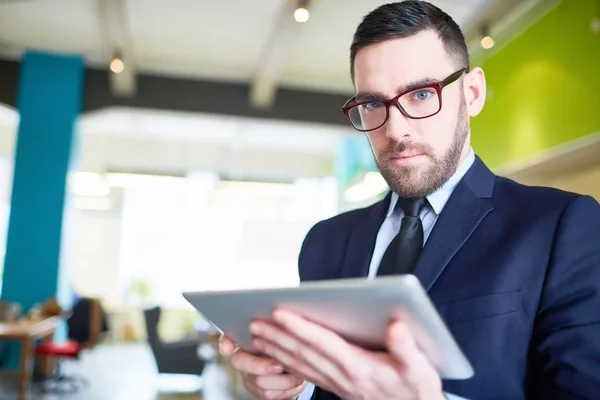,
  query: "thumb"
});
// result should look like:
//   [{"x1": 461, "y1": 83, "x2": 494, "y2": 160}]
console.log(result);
[
  {"x1": 386, "y1": 318, "x2": 440, "y2": 377},
  {"x1": 386, "y1": 318, "x2": 444, "y2": 396},
  {"x1": 219, "y1": 334, "x2": 237, "y2": 357},
  {"x1": 386, "y1": 318, "x2": 418, "y2": 362}
]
